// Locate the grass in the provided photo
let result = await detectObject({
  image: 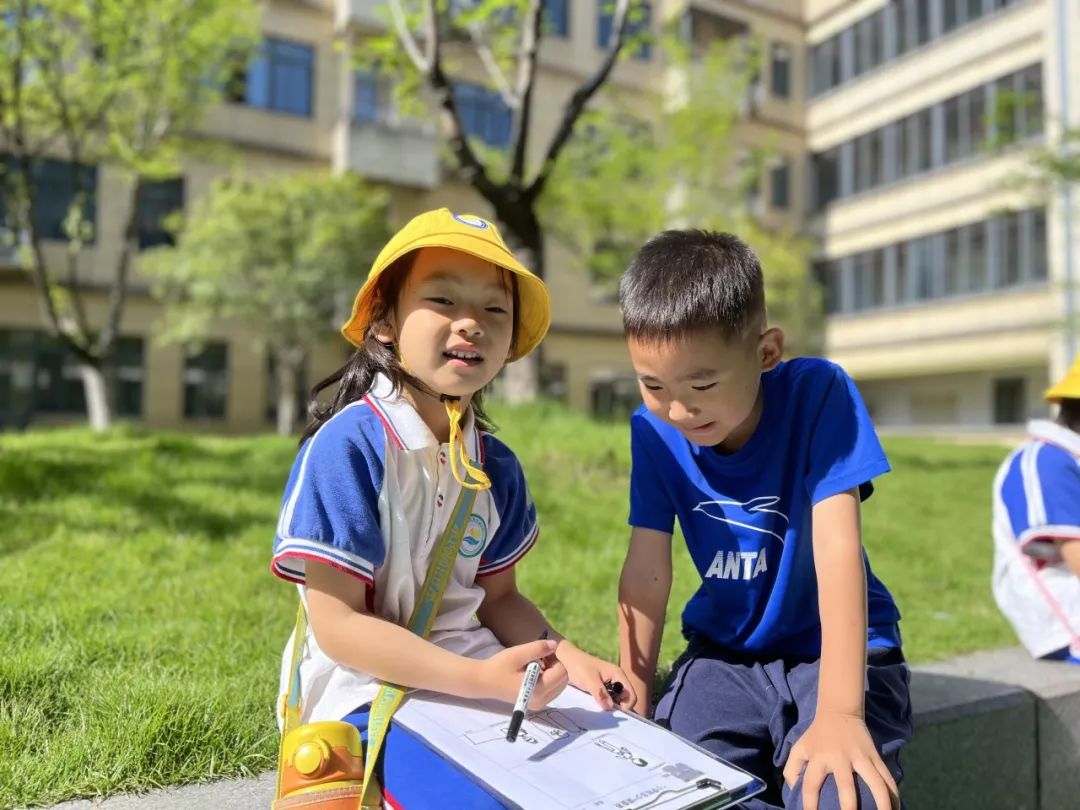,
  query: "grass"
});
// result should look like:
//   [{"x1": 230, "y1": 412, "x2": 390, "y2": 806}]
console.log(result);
[{"x1": 0, "y1": 404, "x2": 1016, "y2": 807}]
